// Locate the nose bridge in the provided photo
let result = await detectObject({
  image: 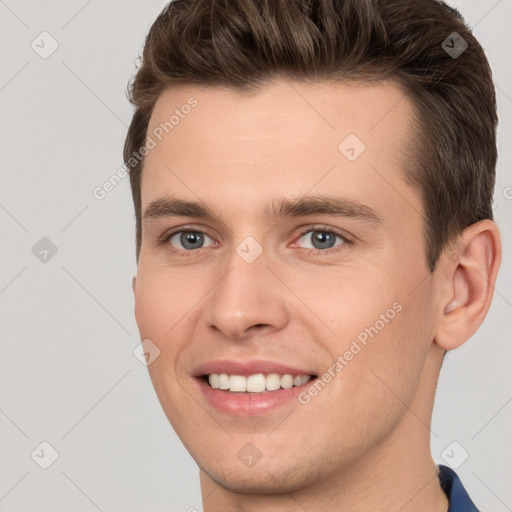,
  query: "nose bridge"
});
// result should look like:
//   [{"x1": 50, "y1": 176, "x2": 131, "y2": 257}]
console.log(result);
[{"x1": 205, "y1": 240, "x2": 288, "y2": 339}]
